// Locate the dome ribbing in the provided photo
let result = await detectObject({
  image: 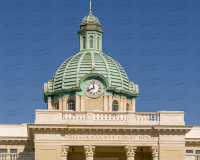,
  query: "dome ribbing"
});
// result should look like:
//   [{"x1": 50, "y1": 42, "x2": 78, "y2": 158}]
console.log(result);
[{"x1": 52, "y1": 52, "x2": 135, "y2": 94}]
